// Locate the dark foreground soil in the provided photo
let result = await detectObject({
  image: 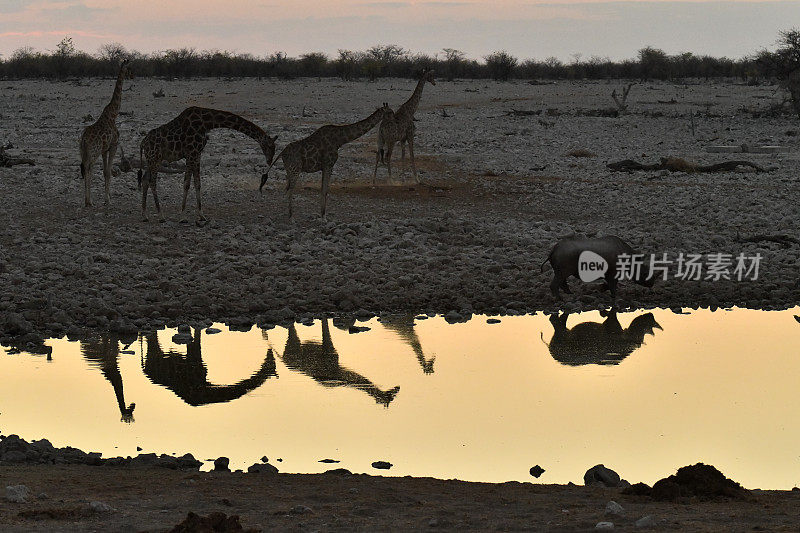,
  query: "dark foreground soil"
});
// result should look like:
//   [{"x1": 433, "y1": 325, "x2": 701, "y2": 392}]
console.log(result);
[{"x1": 2, "y1": 465, "x2": 800, "y2": 532}]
